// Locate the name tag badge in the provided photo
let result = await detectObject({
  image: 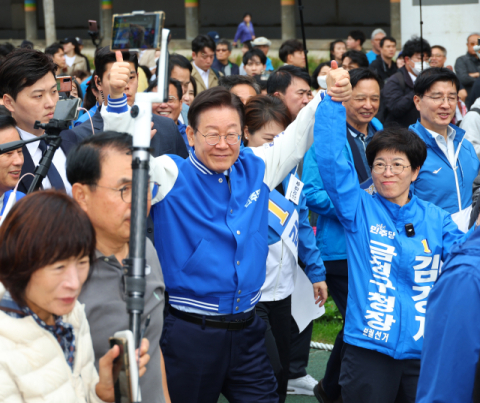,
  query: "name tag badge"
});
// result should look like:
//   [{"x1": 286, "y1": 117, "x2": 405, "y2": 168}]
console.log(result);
[{"x1": 285, "y1": 175, "x2": 304, "y2": 205}]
